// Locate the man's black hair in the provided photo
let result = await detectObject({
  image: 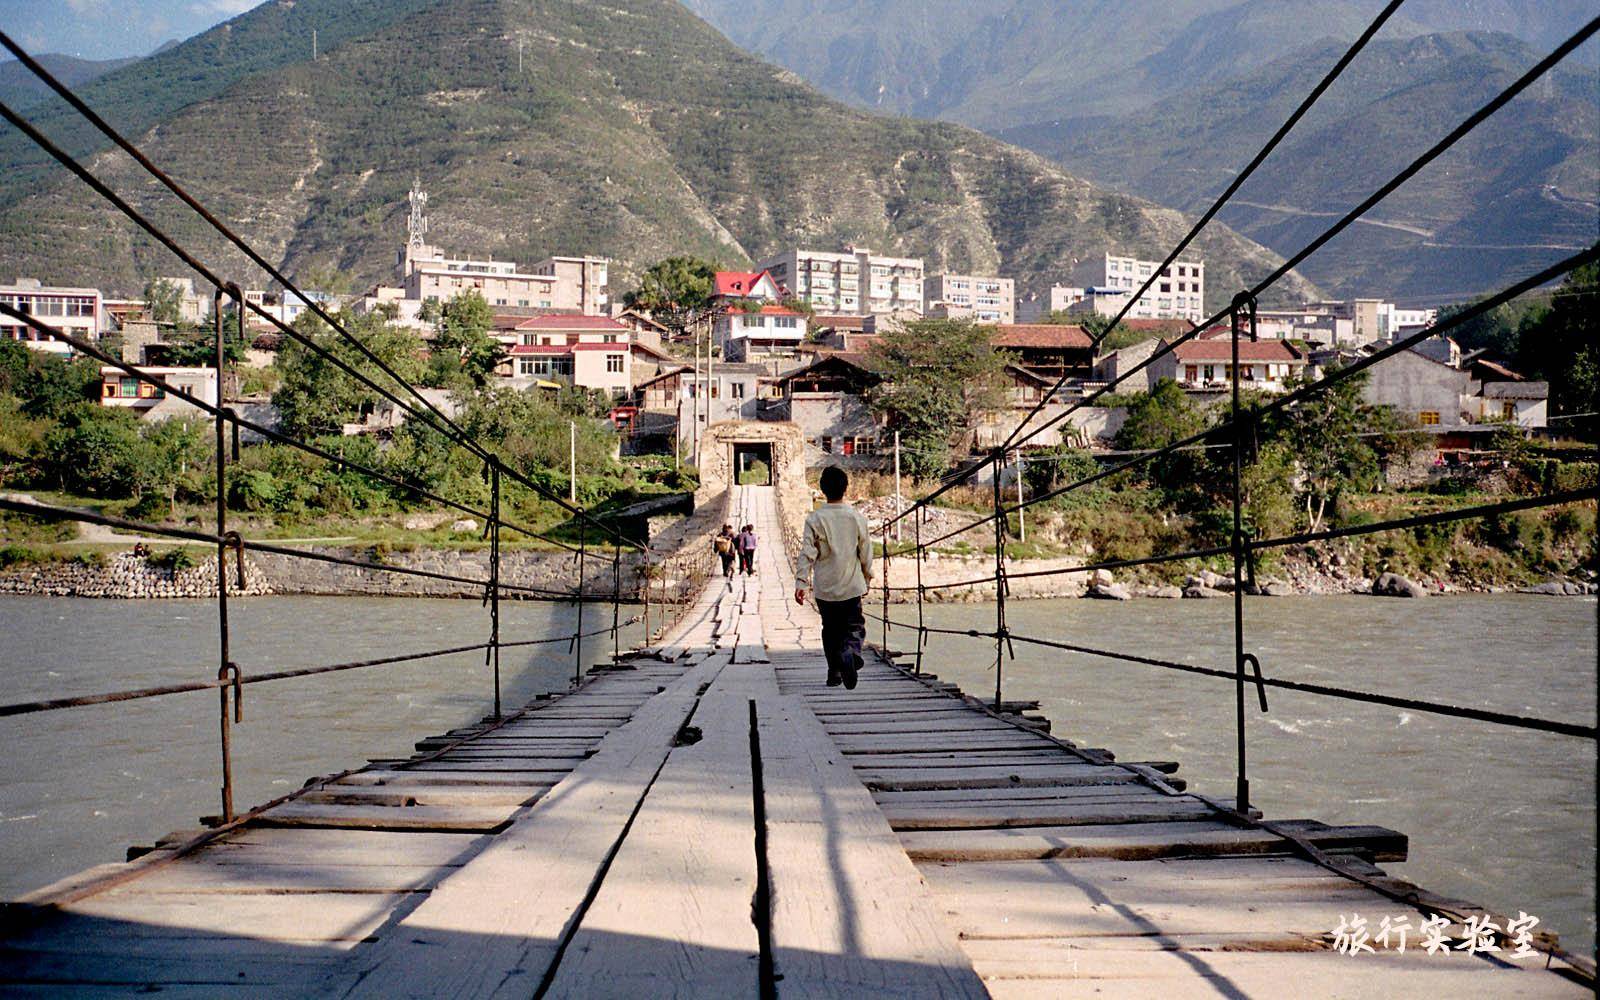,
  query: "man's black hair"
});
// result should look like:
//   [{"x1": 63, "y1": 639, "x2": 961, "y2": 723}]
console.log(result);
[{"x1": 819, "y1": 465, "x2": 847, "y2": 501}]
